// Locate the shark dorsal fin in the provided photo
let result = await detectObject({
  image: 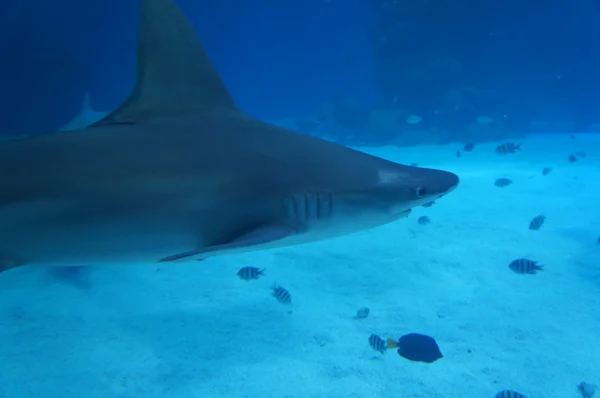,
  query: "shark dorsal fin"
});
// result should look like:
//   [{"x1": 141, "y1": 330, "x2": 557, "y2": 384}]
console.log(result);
[{"x1": 92, "y1": 0, "x2": 239, "y2": 126}]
